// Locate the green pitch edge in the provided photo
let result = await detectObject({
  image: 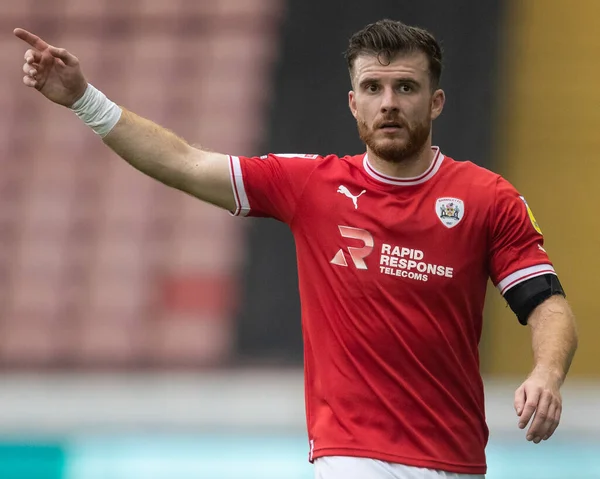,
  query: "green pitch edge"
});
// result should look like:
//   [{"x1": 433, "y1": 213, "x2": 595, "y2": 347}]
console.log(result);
[{"x1": 0, "y1": 443, "x2": 65, "y2": 479}]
